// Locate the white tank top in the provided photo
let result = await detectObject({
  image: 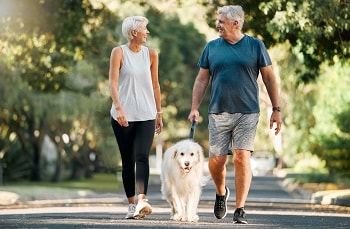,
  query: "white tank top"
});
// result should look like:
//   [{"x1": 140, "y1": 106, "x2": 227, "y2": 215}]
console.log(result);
[{"x1": 110, "y1": 45, "x2": 157, "y2": 121}]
